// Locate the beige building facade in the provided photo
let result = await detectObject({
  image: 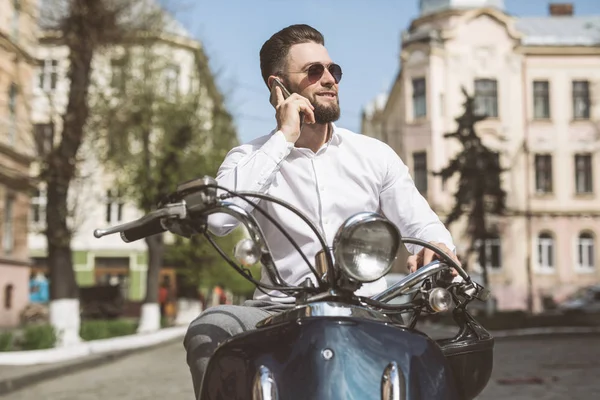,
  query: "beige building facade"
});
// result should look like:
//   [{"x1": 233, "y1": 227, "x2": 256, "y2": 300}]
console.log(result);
[
  {"x1": 363, "y1": 1, "x2": 600, "y2": 312},
  {"x1": 0, "y1": 0, "x2": 38, "y2": 327}
]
